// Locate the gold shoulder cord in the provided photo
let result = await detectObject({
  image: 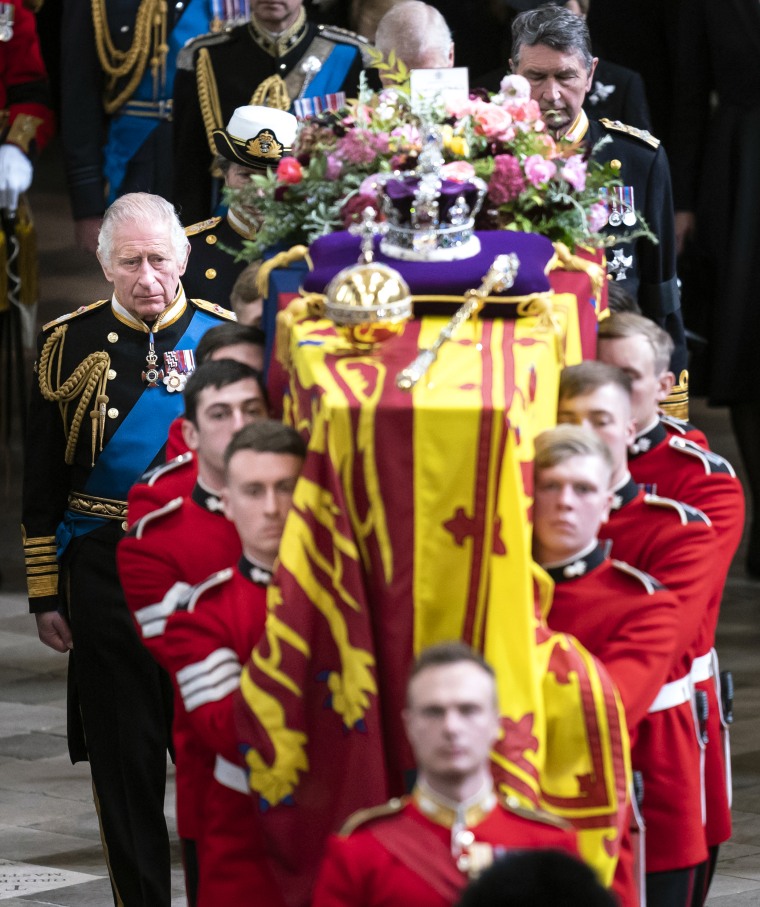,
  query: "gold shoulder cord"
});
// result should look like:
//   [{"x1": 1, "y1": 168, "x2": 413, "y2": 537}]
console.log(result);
[
  {"x1": 37, "y1": 325, "x2": 111, "y2": 467},
  {"x1": 91, "y1": 0, "x2": 168, "y2": 113},
  {"x1": 196, "y1": 46, "x2": 225, "y2": 155},
  {"x1": 250, "y1": 75, "x2": 290, "y2": 111}
]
